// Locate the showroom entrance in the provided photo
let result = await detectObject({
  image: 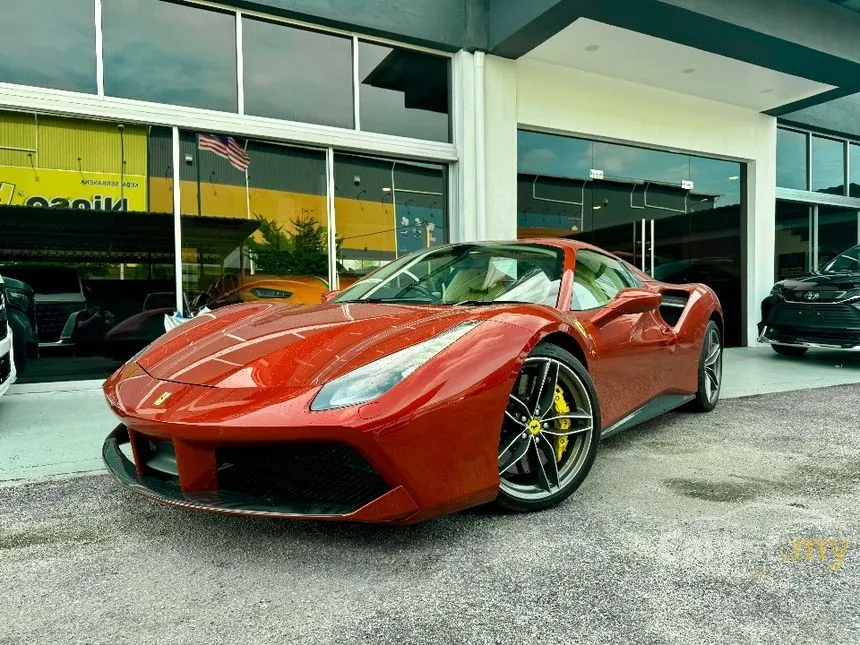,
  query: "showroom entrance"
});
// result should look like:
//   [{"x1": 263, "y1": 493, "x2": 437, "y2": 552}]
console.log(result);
[{"x1": 517, "y1": 130, "x2": 745, "y2": 346}]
